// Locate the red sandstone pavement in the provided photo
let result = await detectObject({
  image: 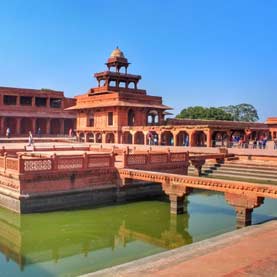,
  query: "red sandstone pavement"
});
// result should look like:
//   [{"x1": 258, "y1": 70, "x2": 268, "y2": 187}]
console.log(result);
[{"x1": 87, "y1": 221, "x2": 277, "y2": 277}]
